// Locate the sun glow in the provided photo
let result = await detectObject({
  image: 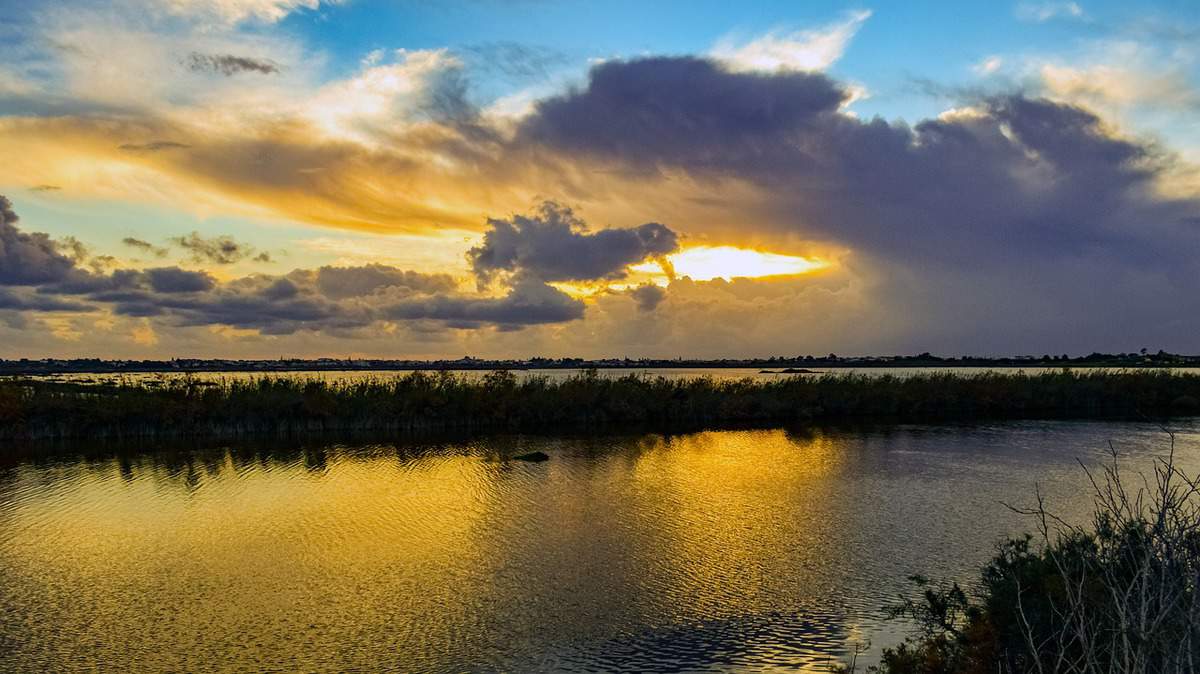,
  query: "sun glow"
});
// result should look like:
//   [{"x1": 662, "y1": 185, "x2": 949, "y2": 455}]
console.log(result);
[{"x1": 634, "y1": 246, "x2": 829, "y2": 282}]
